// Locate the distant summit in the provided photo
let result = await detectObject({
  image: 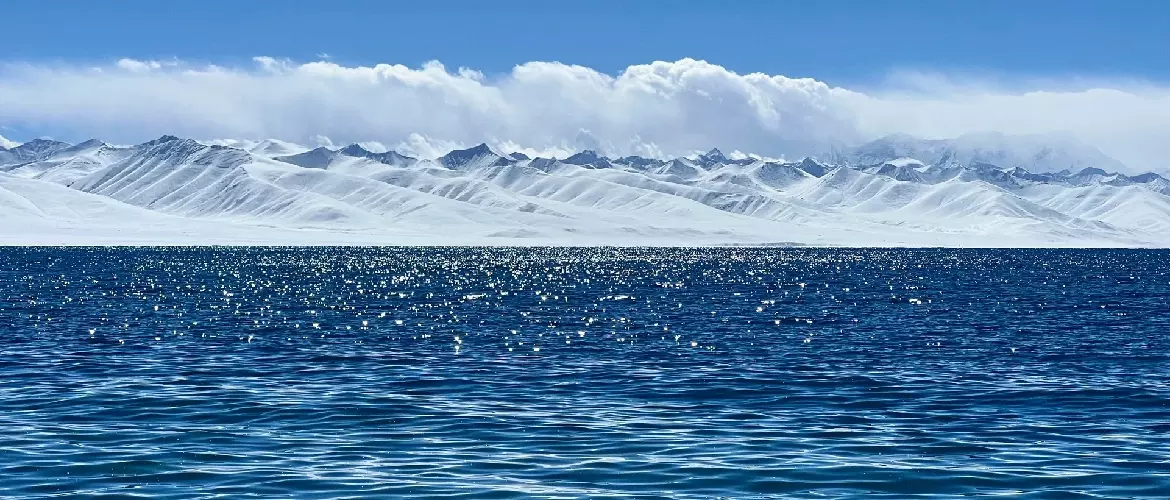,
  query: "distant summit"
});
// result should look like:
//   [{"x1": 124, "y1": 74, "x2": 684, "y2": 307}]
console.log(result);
[
  {"x1": 702, "y1": 148, "x2": 727, "y2": 162},
  {"x1": 275, "y1": 144, "x2": 417, "y2": 169},
  {"x1": 440, "y1": 143, "x2": 515, "y2": 169},
  {"x1": 839, "y1": 132, "x2": 1128, "y2": 174},
  {"x1": 0, "y1": 138, "x2": 73, "y2": 165},
  {"x1": 337, "y1": 144, "x2": 417, "y2": 167}
]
